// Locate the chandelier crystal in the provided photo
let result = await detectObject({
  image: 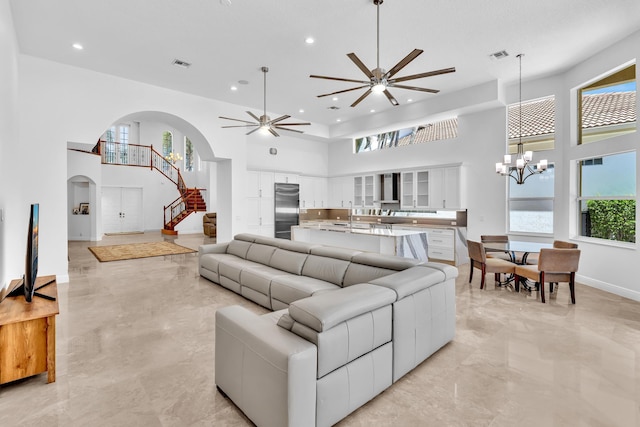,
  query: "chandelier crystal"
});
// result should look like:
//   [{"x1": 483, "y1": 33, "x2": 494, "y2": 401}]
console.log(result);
[{"x1": 495, "y1": 54, "x2": 547, "y2": 184}]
